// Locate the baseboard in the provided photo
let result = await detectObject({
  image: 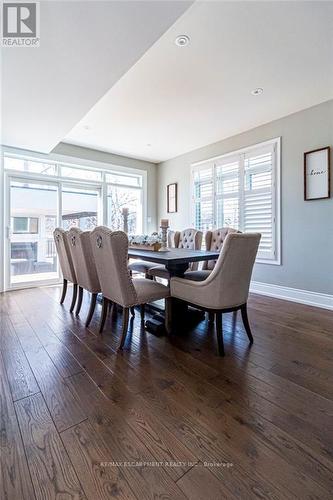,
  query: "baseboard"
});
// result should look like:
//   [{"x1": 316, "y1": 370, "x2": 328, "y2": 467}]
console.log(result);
[{"x1": 250, "y1": 281, "x2": 333, "y2": 311}]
